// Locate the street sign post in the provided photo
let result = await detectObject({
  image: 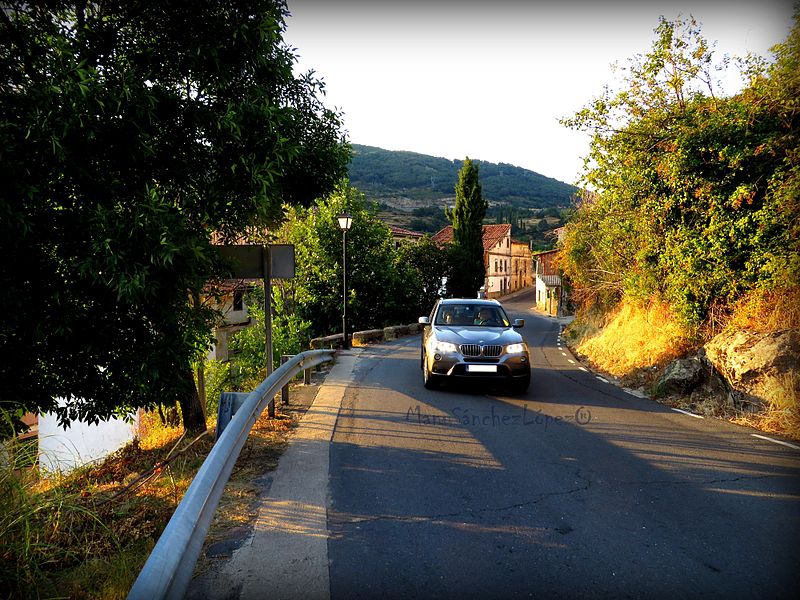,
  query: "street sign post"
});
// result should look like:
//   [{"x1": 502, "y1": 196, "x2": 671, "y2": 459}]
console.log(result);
[{"x1": 215, "y1": 244, "x2": 295, "y2": 378}]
